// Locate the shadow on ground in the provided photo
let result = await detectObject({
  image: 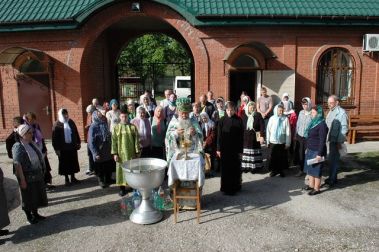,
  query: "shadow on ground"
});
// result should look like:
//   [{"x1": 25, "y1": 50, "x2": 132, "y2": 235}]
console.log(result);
[
  {"x1": 321, "y1": 152, "x2": 379, "y2": 191},
  {"x1": 177, "y1": 172, "x2": 305, "y2": 224},
  {"x1": 10, "y1": 198, "x2": 125, "y2": 244},
  {"x1": 45, "y1": 176, "x2": 122, "y2": 207}
]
